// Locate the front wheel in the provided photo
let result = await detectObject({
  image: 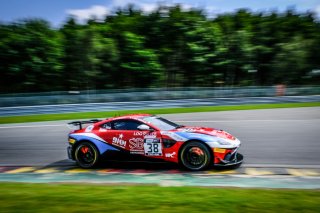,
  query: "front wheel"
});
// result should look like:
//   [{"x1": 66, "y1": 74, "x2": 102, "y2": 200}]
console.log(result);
[
  {"x1": 74, "y1": 142, "x2": 100, "y2": 168},
  {"x1": 180, "y1": 141, "x2": 212, "y2": 171}
]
